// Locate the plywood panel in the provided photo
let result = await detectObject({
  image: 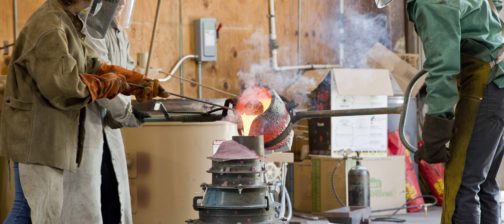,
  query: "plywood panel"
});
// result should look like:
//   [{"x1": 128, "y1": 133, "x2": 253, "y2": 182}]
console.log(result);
[
  {"x1": 17, "y1": 0, "x2": 45, "y2": 26},
  {"x1": 0, "y1": 0, "x2": 45, "y2": 42},
  {"x1": 300, "y1": 0, "x2": 340, "y2": 65},
  {"x1": 388, "y1": 0, "x2": 406, "y2": 52},
  {"x1": 0, "y1": 0, "x2": 405, "y2": 99},
  {"x1": 127, "y1": 0, "x2": 181, "y2": 94},
  {"x1": 343, "y1": 0, "x2": 405, "y2": 65},
  {"x1": 180, "y1": 0, "x2": 272, "y2": 98},
  {"x1": 275, "y1": 0, "x2": 300, "y2": 66},
  {"x1": 0, "y1": 0, "x2": 14, "y2": 44},
  {"x1": 0, "y1": 0, "x2": 45, "y2": 84}
]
